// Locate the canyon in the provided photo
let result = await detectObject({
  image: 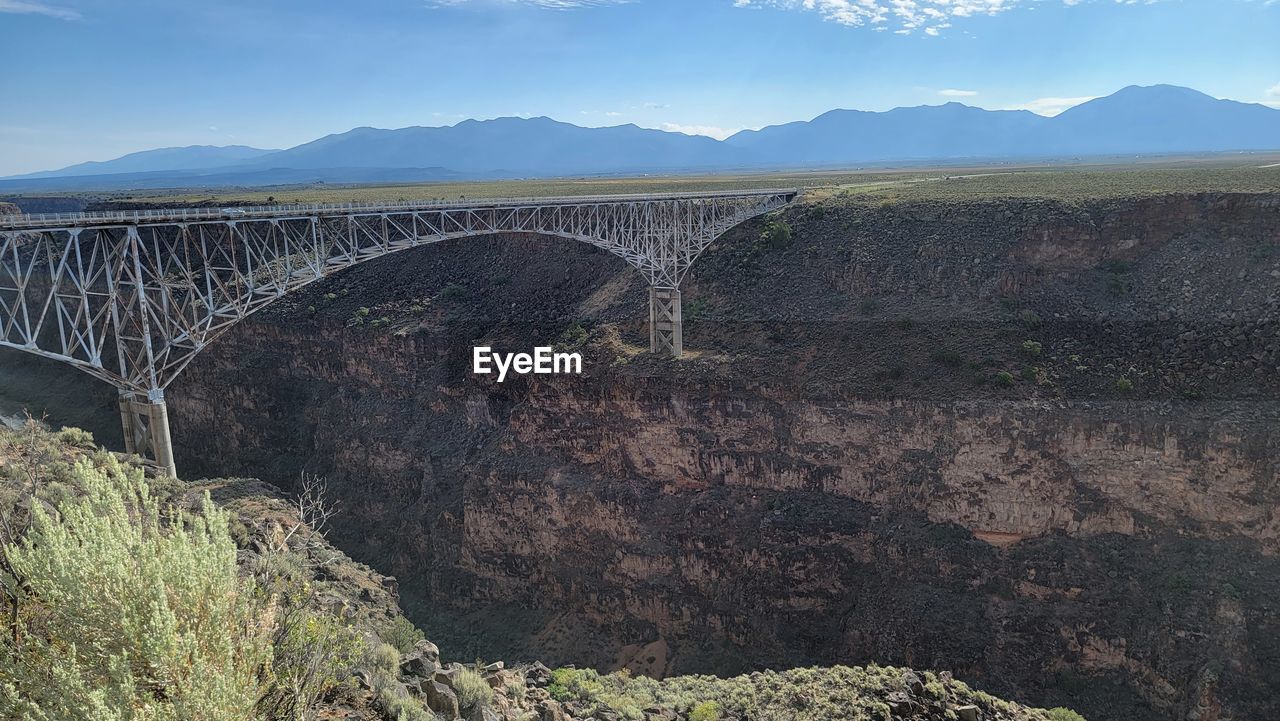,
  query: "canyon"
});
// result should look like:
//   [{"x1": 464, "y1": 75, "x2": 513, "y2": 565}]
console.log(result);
[{"x1": 4, "y1": 188, "x2": 1277, "y2": 721}]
